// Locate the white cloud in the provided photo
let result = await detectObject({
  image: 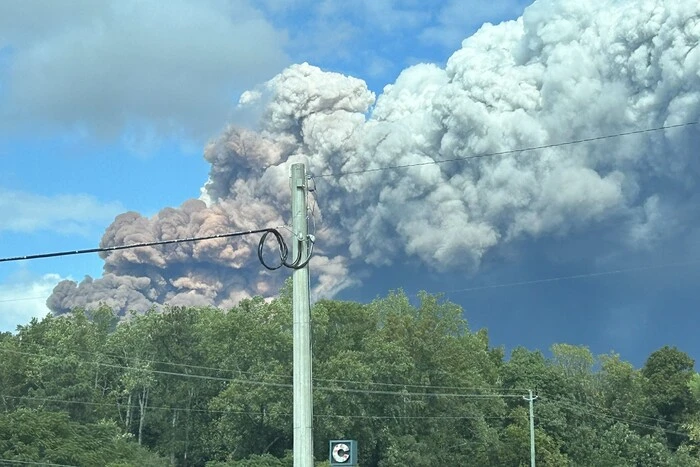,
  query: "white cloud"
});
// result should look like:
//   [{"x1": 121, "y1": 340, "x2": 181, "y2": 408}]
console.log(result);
[
  {"x1": 0, "y1": 188, "x2": 125, "y2": 234},
  {"x1": 0, "y1": 272, "x2": 64, "y2": 332},
  {"x1": 0, "y1": 0, "x2": 289, "y2": 141}
]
